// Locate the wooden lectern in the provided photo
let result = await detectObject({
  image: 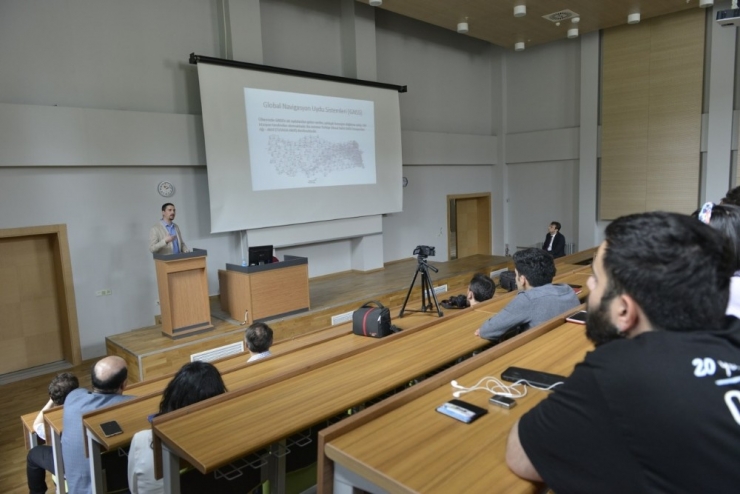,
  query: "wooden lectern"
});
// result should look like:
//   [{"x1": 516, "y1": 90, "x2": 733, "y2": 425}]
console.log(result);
[{"x1": 153, "y1": 249, "x2": 213, "y2": 338}]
